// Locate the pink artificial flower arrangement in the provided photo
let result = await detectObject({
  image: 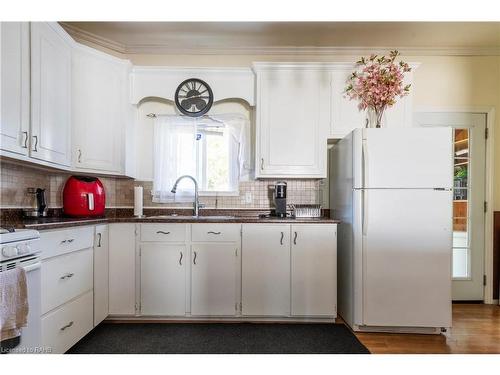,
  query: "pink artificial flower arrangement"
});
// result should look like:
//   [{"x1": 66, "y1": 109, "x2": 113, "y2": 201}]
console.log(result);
[{"x1": 345, "y1": 50, "x2": 411, "y2": 128}]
